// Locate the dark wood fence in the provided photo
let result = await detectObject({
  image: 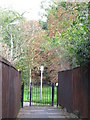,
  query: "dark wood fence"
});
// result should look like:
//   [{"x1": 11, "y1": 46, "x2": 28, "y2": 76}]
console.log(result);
[
  {"x1": 58, "y1": 63, "x2": 89, "y2": 118},
  {"x1": 0, "y1": 57, "x2": 21, "y2": 118}
]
